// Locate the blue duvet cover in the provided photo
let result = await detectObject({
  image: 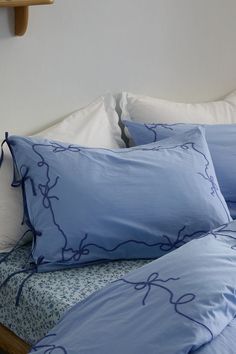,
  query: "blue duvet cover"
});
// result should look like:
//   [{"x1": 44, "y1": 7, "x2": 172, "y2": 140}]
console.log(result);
[
  {"x1": 30, "y1": 220, "x2": 236, "y2": 354},
  {"x1": 196, "y1": 318, "x2": 236, "y2": 354}
]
